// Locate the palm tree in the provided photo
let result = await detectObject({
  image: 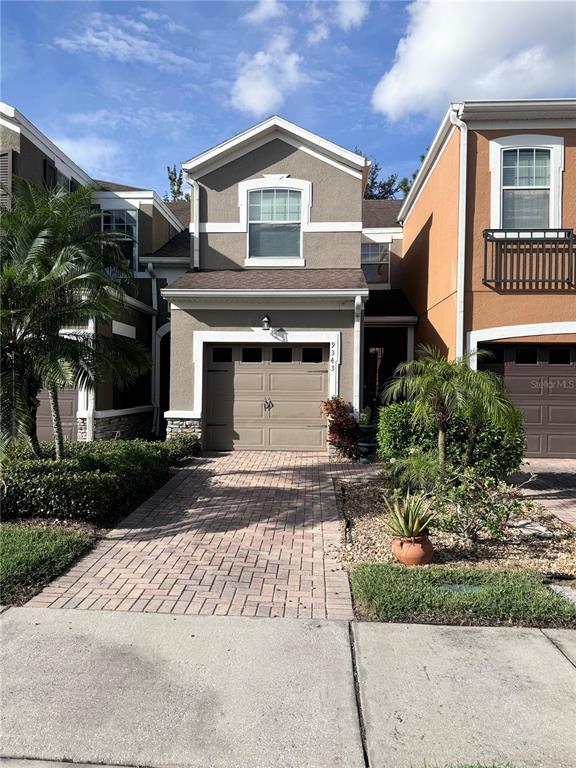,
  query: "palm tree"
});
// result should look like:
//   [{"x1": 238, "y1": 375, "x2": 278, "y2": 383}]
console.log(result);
[
  {"x1": 383, "y1": 344, "x2": 520, "y2": 466},
  {"x1": 461, "y1": 367, "x2": 523, "y2": 466},
  {"x1": 1, "y1": 178, "x2": 150, "y2": 460}
]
